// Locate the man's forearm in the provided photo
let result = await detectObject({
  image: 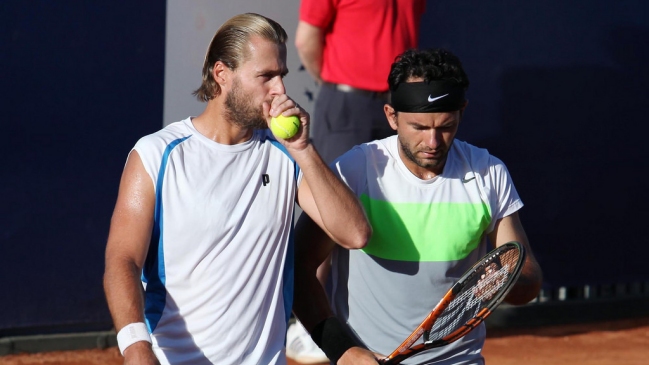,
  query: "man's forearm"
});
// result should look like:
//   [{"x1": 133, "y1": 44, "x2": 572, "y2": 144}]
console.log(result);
[
  {"x1": 292, "y1": 215, "x2": 336, "y2": 331},
  {"x1": 298, "y1": 50, "x2": 322, "y2": 84},
  {"x1": 104, "y1": 258, "x2": 147, "y2": 330},
  {"x1": 293, "y1": 144, "x2": 371, "y2": 249},
  {"x1": 505, "y1": 254, "x2": 543, "y2": 305}
]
